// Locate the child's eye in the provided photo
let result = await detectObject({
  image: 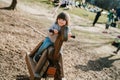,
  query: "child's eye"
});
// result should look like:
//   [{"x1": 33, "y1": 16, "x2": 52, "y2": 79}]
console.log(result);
[
  {"x1": 61, "y1": 19, "x2": 65, "y2": 21},
  {"x1": 63, "y1": 19, "x2": 66, "y2": 21},
  {"x1": 59, "y1": 19, "x2": 65, "y2": 21}
]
